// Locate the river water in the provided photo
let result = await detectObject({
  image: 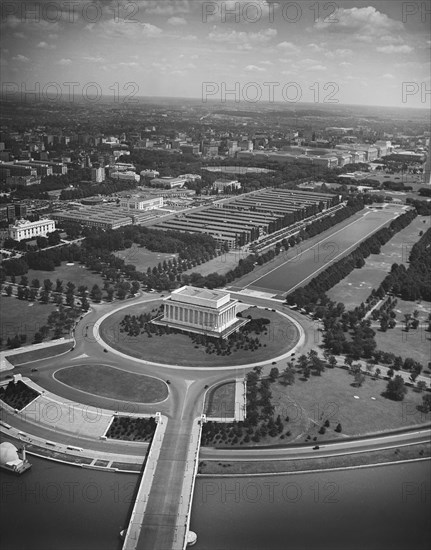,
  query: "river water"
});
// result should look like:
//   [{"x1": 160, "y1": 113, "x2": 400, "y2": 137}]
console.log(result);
[
  {"x1": 0, "y1": 454, "x2": 139, "y2": 550},
  {"x1": 1, "y1": 454, "x2": 430, "y2": 550},
  {"x1": 191, "y1": 461, "x2": 431, "y2": 550}
]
